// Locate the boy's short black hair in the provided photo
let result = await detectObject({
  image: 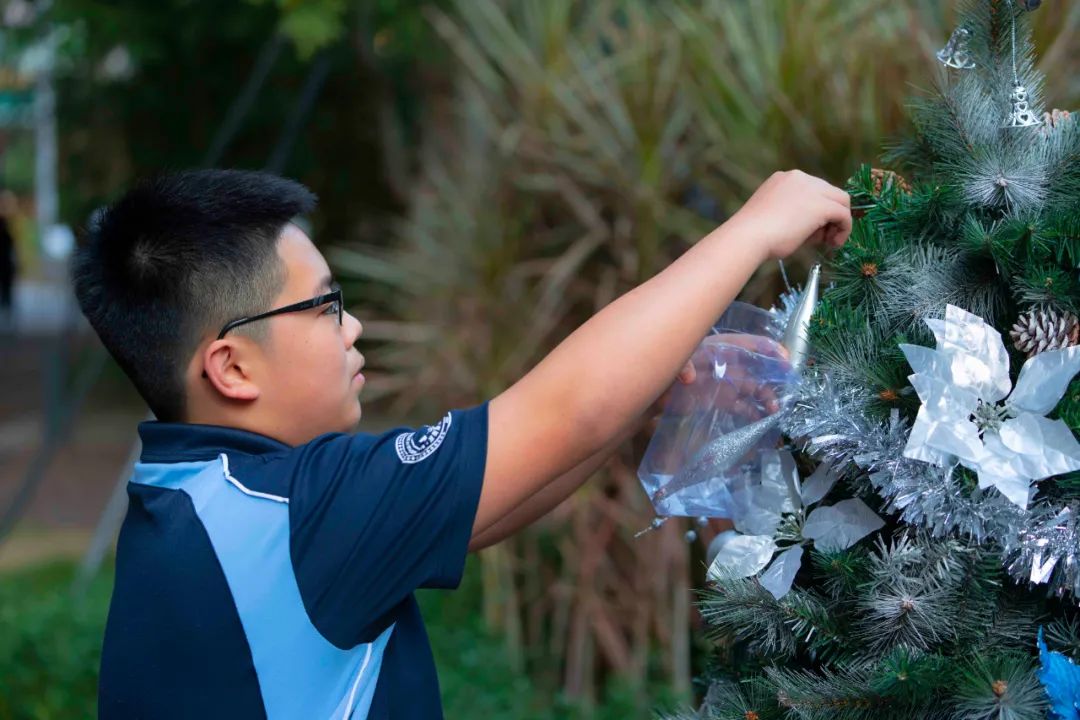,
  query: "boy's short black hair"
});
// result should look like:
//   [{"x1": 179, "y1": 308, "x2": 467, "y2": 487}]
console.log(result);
[{"x1": 73, "y1": 169, "x2": 317, "y2": 422}]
